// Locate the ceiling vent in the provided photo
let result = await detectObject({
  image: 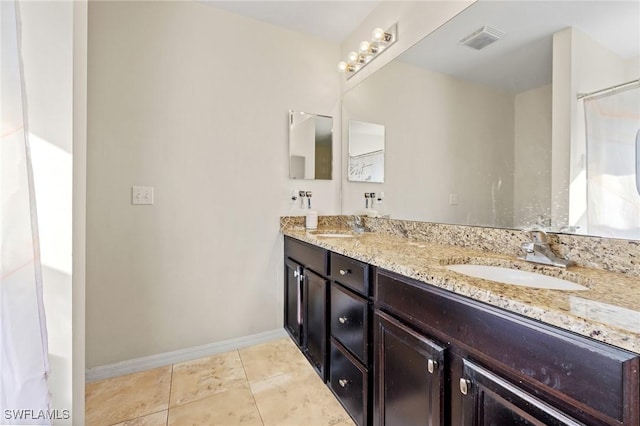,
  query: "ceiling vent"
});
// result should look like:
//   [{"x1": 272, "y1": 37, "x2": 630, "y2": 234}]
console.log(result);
[{"x1": 459, "y1": 26, "x2": 505, "y2": 50}]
